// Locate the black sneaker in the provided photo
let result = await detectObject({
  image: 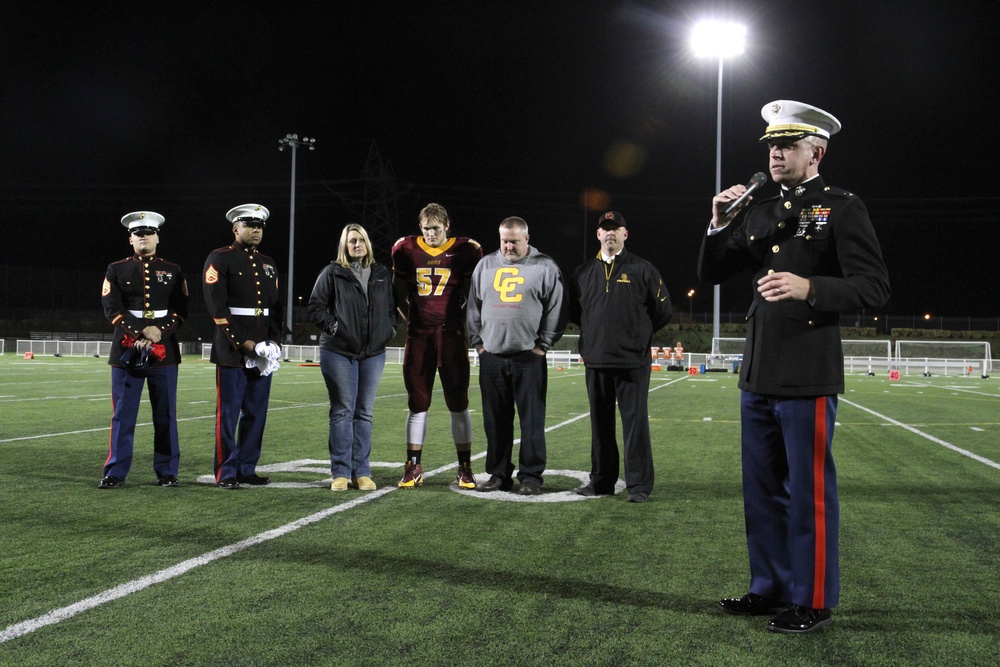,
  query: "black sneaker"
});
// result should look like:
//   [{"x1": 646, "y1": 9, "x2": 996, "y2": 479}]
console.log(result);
[
  {"x1": 98, "y1": 476, "x2": 123, "y2": 489},
  {"x1": 574, "y1": 485, "x2": 615, "y2": 497},
  {"x1": 476, "y1": 476, "x2": 513, "y2": 492},
  {"x1": 518, "y1": 480, "x2": 542, "y2": 496},
  {"x1": 157, "y1": 476, "x2": 179, "y2": 487},
  {"x1": 217, "y1": 479, "x2": 242, "y2": 490}
]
